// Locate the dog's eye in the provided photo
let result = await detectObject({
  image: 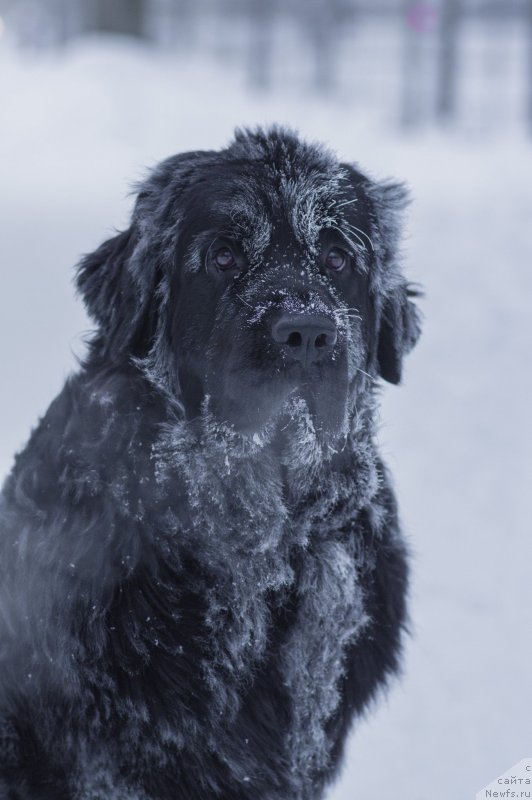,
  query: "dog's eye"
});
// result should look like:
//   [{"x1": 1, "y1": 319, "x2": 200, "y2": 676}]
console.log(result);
[
  {"x1": 325, "y1": 248, "x2": 347, "y2": 272},
  {"x1": 214, "y1": 247, "x2": 237, "y2": 271}
]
